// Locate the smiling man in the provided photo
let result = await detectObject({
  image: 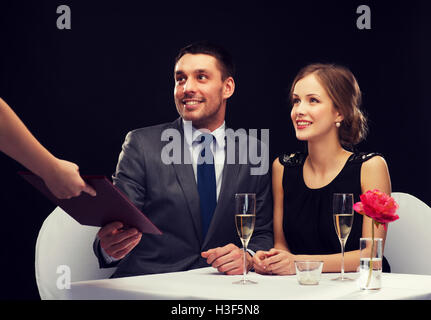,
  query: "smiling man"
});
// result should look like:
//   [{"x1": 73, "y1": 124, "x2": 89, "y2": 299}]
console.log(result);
[
  {"x1": 174, "y1": 51, "x2": 233, "y2": 132},
  {"x1": 94, "y1": 41, "x2": 273, "y2": 278}
]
